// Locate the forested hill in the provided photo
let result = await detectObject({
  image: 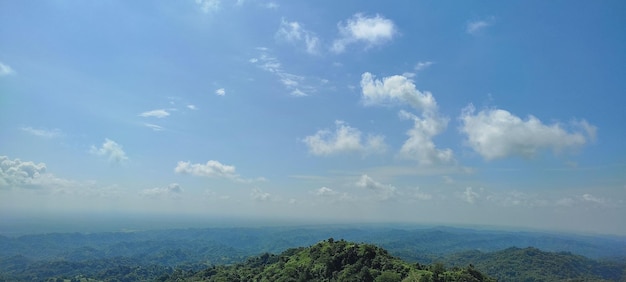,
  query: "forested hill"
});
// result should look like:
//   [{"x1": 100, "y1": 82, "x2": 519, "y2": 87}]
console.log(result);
[
  {"x1": 168, "y1": 239, "x2": 495, "y2": 282},
  {"x1": 444, "y1": 247, "x2": 626, "y2": 281}
]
